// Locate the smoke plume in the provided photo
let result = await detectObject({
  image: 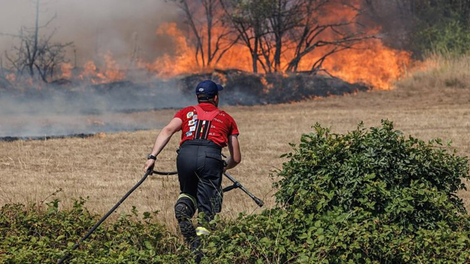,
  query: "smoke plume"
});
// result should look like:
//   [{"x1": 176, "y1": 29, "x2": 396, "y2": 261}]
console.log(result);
[
  {"x1": 0, "y1": 0, "x2": 180, "y2": 66},
  {"x1": 0, "y1": 0, "x2": 189, "y2": 139}
]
